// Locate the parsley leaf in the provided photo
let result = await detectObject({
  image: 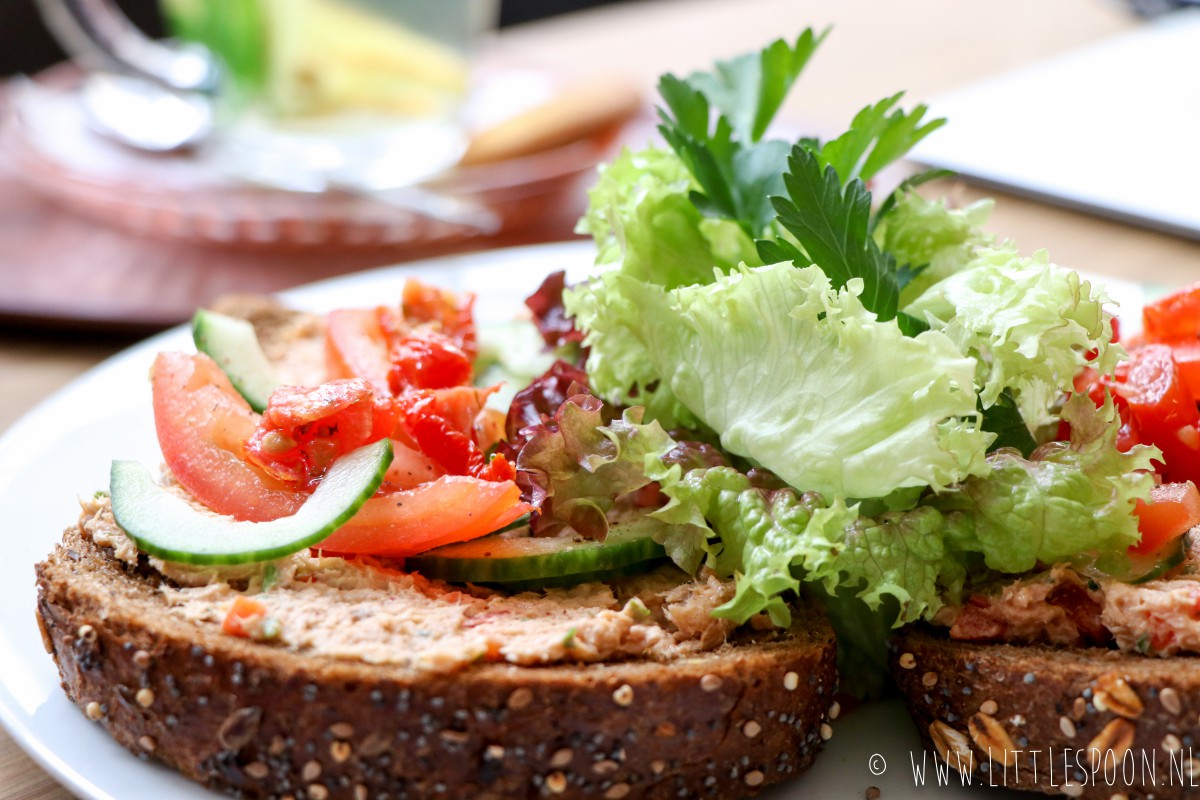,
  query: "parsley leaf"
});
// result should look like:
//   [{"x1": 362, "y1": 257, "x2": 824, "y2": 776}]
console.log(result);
[
  {"x1": 686, "y1": 29, "x2": 829, "y2": 143},
  {"x1": 656, "y1": 30, "x2": 827, "y2": 235},
  {"x1": 978, "y1": 389, "x2": 1037, "y2": 457},
  {"x1": 760, "y1": 146, "x2": 900, "y2": 321},
  {"x1": 819, "y1": 93, "x2": 945, "y2": 184}
]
